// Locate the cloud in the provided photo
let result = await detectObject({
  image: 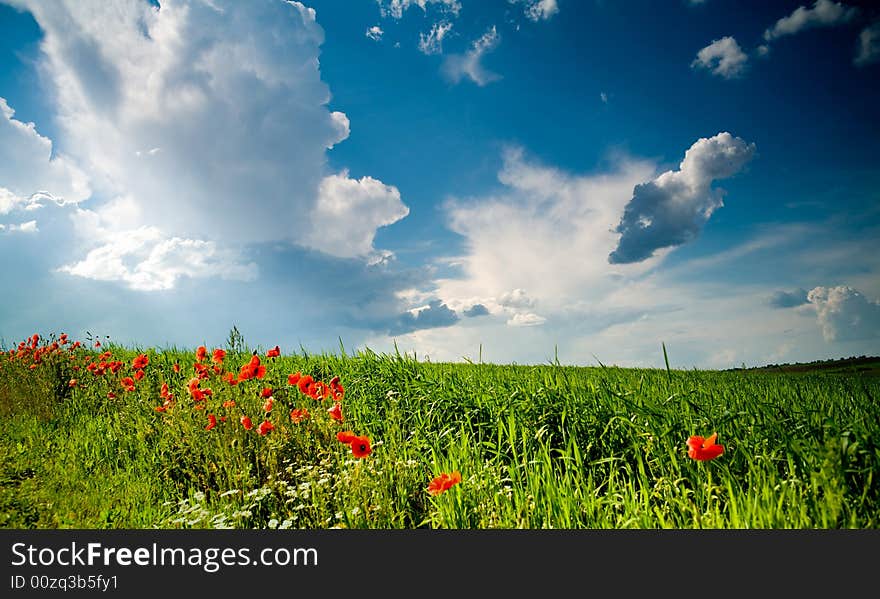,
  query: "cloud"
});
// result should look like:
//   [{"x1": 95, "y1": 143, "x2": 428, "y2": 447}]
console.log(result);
[
  {"x1": 691, "y1": 37, "x2": 749, "y2": 79},
  {"x1": 0, "y1": 97, "x2": 90, "y2": 216},
  {"x1": 507, "y1": 312, "x2": 546, "y2": 327},
  {"x1": 419, "y1": 21, "x2": 453, "y2": 55},
  {"x1": 377, "y1": 0, "x2": 461, "y2": 19},
  {"x1": 366, "y1": 25, "x2": 384, "y2": 41},
  {"x1": 763, "y1": 0, "x2": 859, "y2": 42},
  {"x1": 769, "y1": 288, "x2": 810, "y2": 308},
  {"x1": 442, "y1": 26, "x2": 501, "y2": 86},
  {"x1": 0, "y1": 220, "x2": 39, "y2": 234},
  {"x1": 855, "y1": 22, "x2": 880, "y2": 66},
  {"x1": 302, "y1": 171, "x2": 409, "y2": 260},
  {"x1": 807, "y1": 285, "x2": 880, "y2": 341},
  {"x1": 509, "y1": 0, "x2": 559, "y2": 22},
  {"x1": 6, "y1": 0, "x2": 404, "y2": 281},
  {"x1": 609, "y1": 132, "x2": 756, "y2": 264},
  {"x1": 463, "y1": 303, "x2": 489, "y2": 317},
  {"x1": 389, "y1": 299, "x2": 459, "y2": 335},
  {"x1": 58, "y1": 201, "x2": 256, "y2": 291}
]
